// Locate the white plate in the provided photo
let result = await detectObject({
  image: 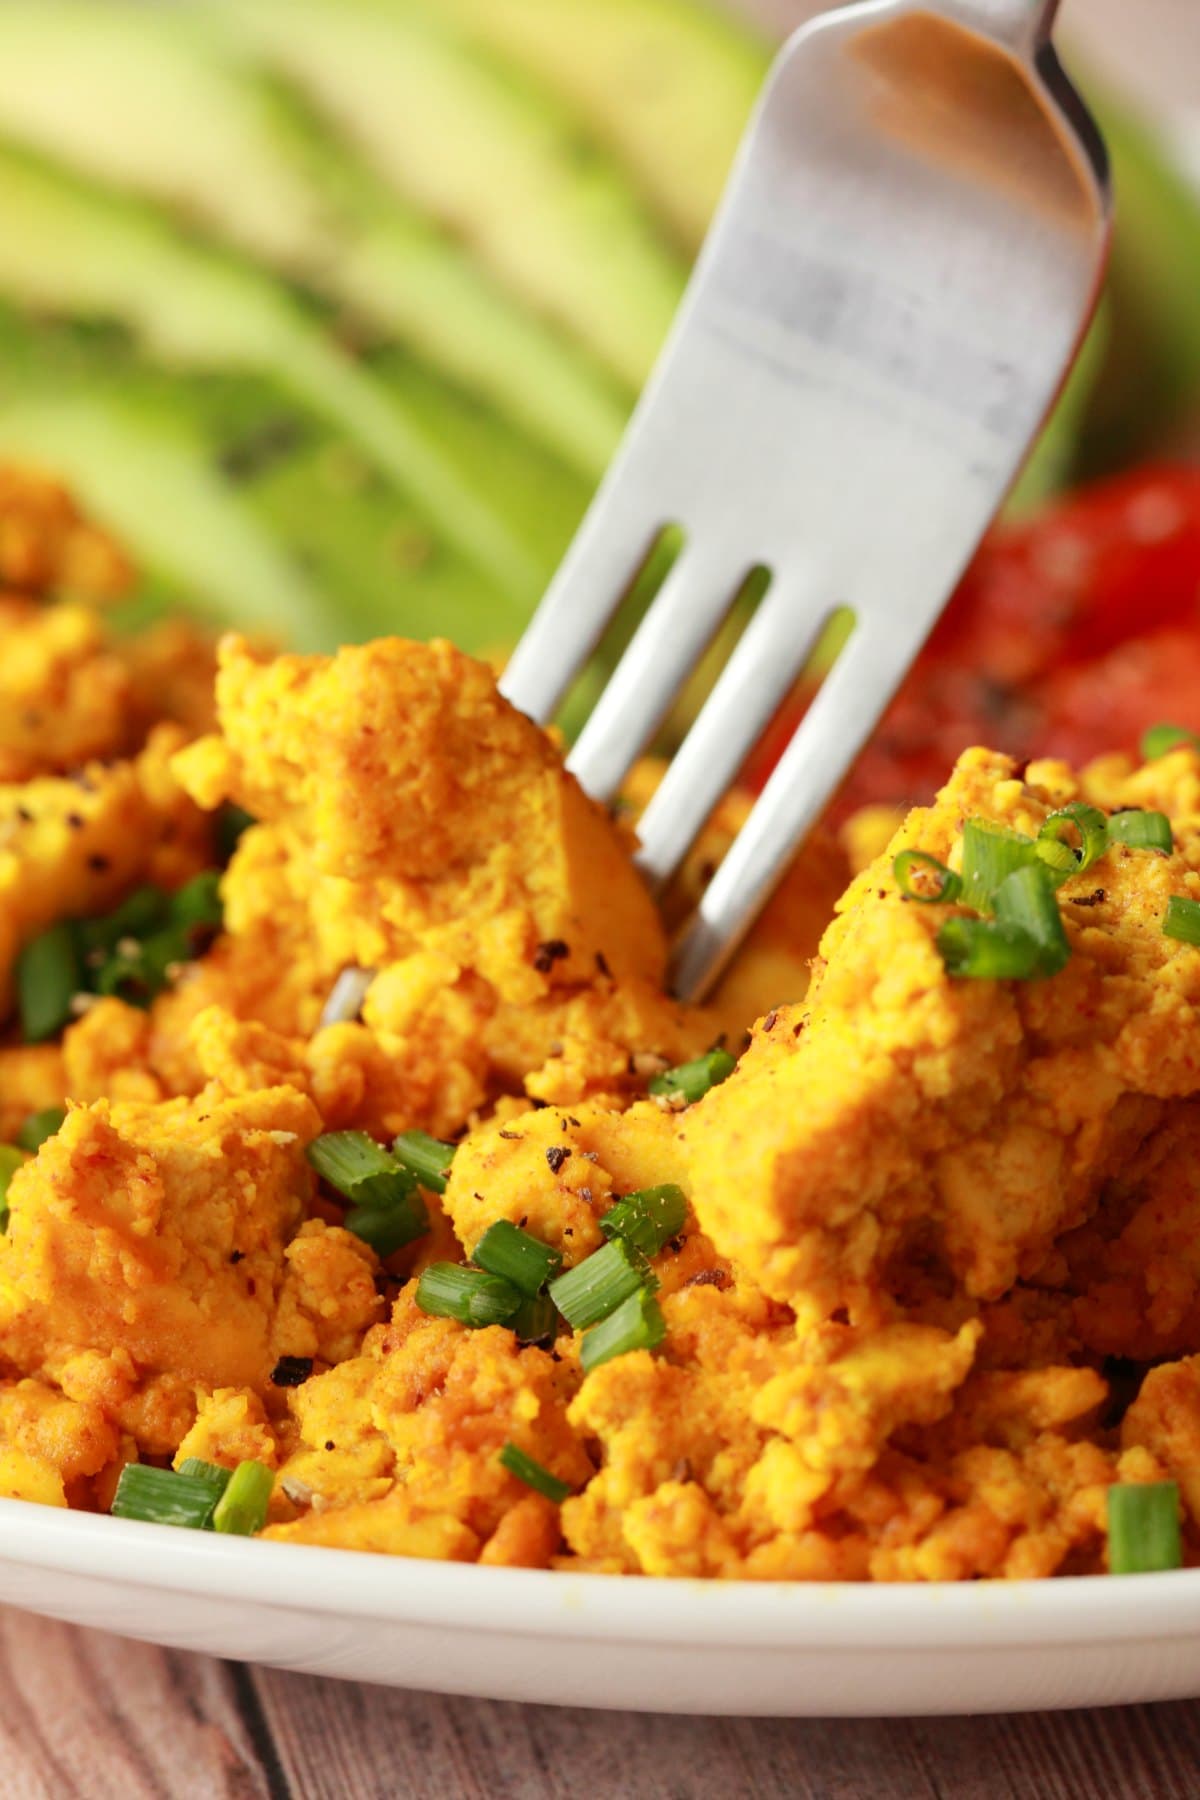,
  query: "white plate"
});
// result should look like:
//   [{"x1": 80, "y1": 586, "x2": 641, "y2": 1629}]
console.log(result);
[{"x1": 1, "y1": 1498, "x2": 1199, "y2": 1713}]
